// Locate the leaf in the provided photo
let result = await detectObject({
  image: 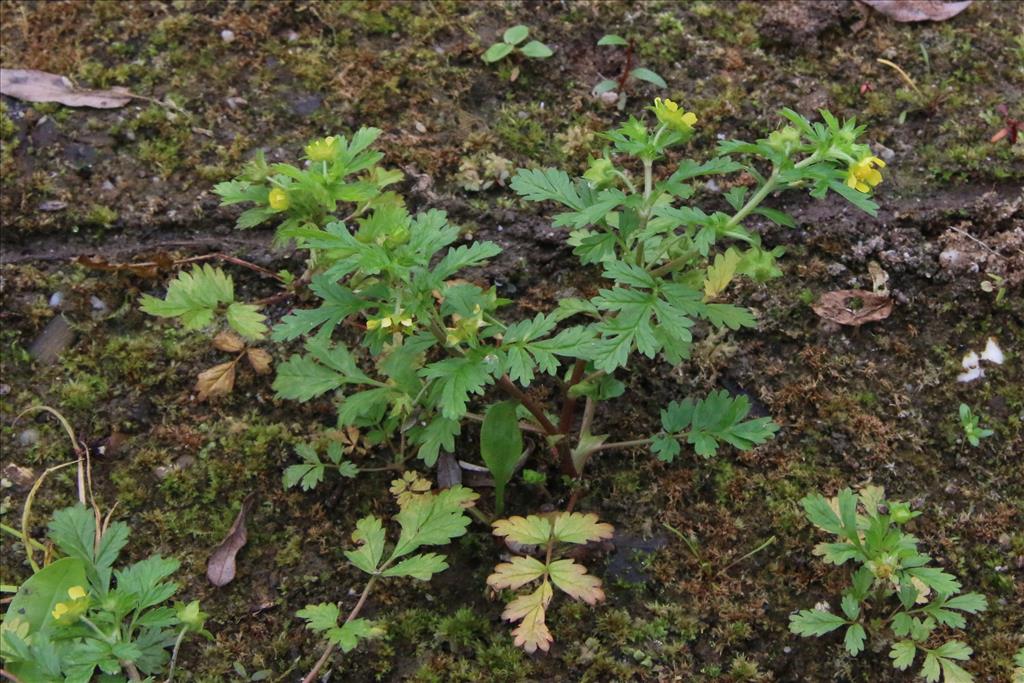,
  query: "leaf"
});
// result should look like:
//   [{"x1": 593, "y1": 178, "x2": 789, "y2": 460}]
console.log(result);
[
  {"x1": 114, "y1": 555, "x2": 180, "y2": 609},
  {"x1": 510, "y1": 168, "x2": 583, "y2": 210},
  {"x1": 502, "y1": 581, "x2": 553, "y2": 653},
  {"x1": 891, "y1": 640, "x2": 918, "y2": 670},
  {"x1": 940, "y1": 593, "x2": 987, "y2": 614},
  {"x1": 660, "y1": 391, "x2": 779, "y2": 458},
  {"x1": 492, "y1": 515, "x2": 553, "y2": 546},
  {"x1": 381, "y1": 553, "x2": 449, "y2": 580},
  {"x1": 939, "y1": 659, "x2": 975, "y2": 683},
  {"x1": 480, "y1": 401, "x2": 523, "y2": 514},
  {"x1": 483, "y1": 42, "x2": 514, "y2": 63},
  {"x1": 297, "y1": 603, "x2": 340, "y2": 632},
  {"x1": 432, "y1": 242, "x2": 503, "y2": 281},
  {"x1": 801, "y1": 493, "x2": 844, "y2": 535},
  {"x1": 547, "y1": 559, "x2": 605, "y2": 604},
  {"x1": 213, "y1": 330, "x2": 245, "y2": 352},
  {"x1": 0, "y1": 68, "x2": 132, "y2": 108},
  {"x1": 630, "y1": 67, "x2": 666, "y2": 88},
  {"x1": 4, "y1": 557, "x2": 87, "y2": 635},
  {"x1": 520, "y1": 40, "x2": 553, "y2": 59},
  {"x1": 907, "y1": 567, "x2": 962, "y2": 596},
  {"x1": 930, "y1": 641, "x2": 973, "y2": 661},
  {"x1": 273, "y1": 340, "x2": 371, "y2": 402},
  {"x1": 487, "y1": 556, "x2": 547, "y2": 591},
  {"x1": 598, "y1": 34, "x2": 628, "y2": 46},
  {"x1": 420, "y1": 354, "x2": 498, "y2": 420},
  {"x1": 703, "y1": 249, "x2": 741, "y2": 299},
  {"x1": 344, "y1": 515, "x2": 386, "y2": 575},
  {"x1": 326, "y1": 618, "x2": 379, "y2": 653},
  {"x1": 840, "y1": 594, "x2": 861, "y2": 620},
  {"x1": 812, "y1": 290, "x2": 893, "y2": 326},
  {"x1": 503, "y1": 25, "x2": 529, "y2": 45},
  {"x1": 206, "y1": 494, "x2": 255, "y2": 587},
  {"x1": 860, "y1": 0, "x2": 973, "y2": 22},
  {"x1": 702, "y1": 303, "x2": 757, "y2": 330},
  {"x1": 411, "y1": 416, "x2": 461, "y2": 467},
  {"x1": 754, "y1": 207, "x2": 796, "y2": 228},
  {"x1": 389, "y1": 486, "x2": 478, "y2": 560},
  {"x1": 195, "y1": 361, "x2": 236, "y2": 401},
  {"x1": 225, "y1": 303, "x2": 268, "y2": 340},
  {"x1": 551, "y1": 512, "x2": 614, "y2": 544},
  {"x1": 844, "y1": 623, "x2": 867, "y2": 656},
  {"x1": 246, "y1": 348, "x2": 273, "y2": 375},
  {"x1": 789, "y1": 609, "x2": 848, "y2": 636},
  {"x1": 593, "y1": 79, "x2": 618, "y2": 95},
  {"x1": 140, "y1": 265, "x2": 234, "y2": 330}
]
